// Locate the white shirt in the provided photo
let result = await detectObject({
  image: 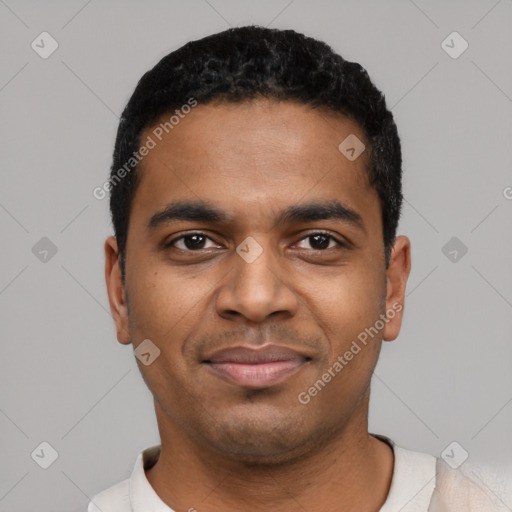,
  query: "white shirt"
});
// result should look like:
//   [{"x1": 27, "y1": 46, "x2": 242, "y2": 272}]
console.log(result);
[{"x1": 87, "y1": 434, "x2": 510, "y2": 511}]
